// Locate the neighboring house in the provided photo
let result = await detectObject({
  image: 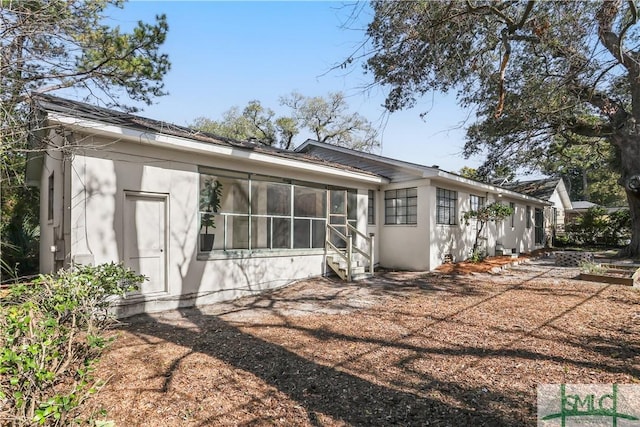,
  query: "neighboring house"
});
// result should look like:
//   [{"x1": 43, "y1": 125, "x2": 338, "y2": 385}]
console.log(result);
[
  {"x1": 501, "y1": 178, "x2": 572, "y2": 245},
  {"x1": 565, "y1": 200, "x2": 599, "y2": 223},
  {"x1": 27, "y1": 95, "x2": 548, "y2": 317},
  {"x1": 565, "y1": 200, "x2": 629, "y2": 223}
]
